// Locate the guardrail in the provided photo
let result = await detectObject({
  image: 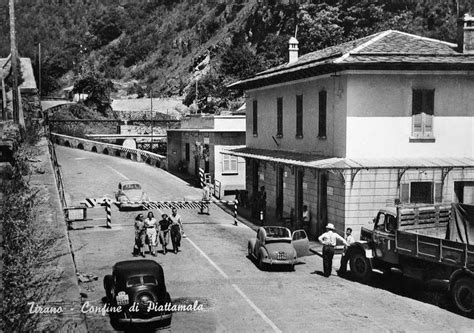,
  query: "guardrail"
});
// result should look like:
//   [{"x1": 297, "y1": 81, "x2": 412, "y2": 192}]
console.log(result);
[
  {"x1": 50, "y1": 132, "x2": 167, "y2": 169},
  {"x1": 48, "y1": 140, "x2": 67, "y2": 208}
]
